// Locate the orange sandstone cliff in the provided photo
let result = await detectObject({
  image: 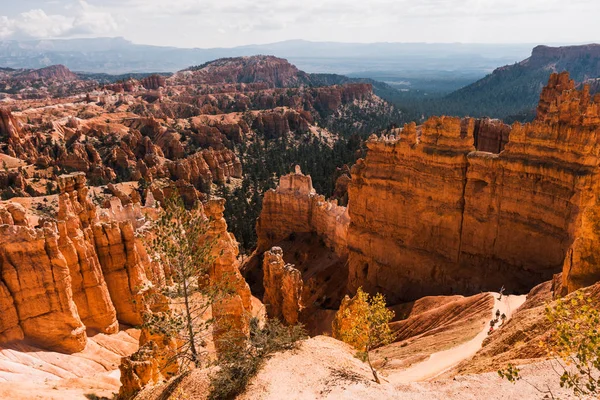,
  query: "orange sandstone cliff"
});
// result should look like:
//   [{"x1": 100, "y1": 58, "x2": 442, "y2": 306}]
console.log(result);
[
  {"x1": 0, "y1": 173, "x2": 157, "y2": 352},
  {"x1": 256, "y1": 165, "x2": 349, "y2": 257},
  {"x1": 347, "y1": 72, "x2": 600, "y2": 302},
  {"x1": 252, "y1": 73, "x2": 600, "y2": 306}
]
